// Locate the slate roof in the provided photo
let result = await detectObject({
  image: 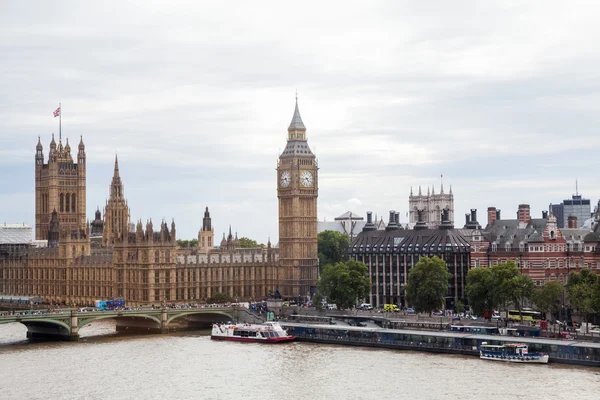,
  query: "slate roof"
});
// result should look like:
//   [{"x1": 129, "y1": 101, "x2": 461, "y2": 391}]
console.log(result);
[
  {"x1": 485, "y1": 218, "x2": 548, "y2": 249},
  {"x1": 280, "y1": 140, "x2": 314, "y2": 158},
  {"x1": 288, "y1": 100, "x2": 306, "y2": 131},
  {"x1": 0, "y1": 224, "x2": 32, "y2": 244},
  {"x1": 351, "y1": 227, "x2": 471, "y2": 254},
  {"x1": 561, "y1": 228, "x2": 599, "y2": 243}
]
